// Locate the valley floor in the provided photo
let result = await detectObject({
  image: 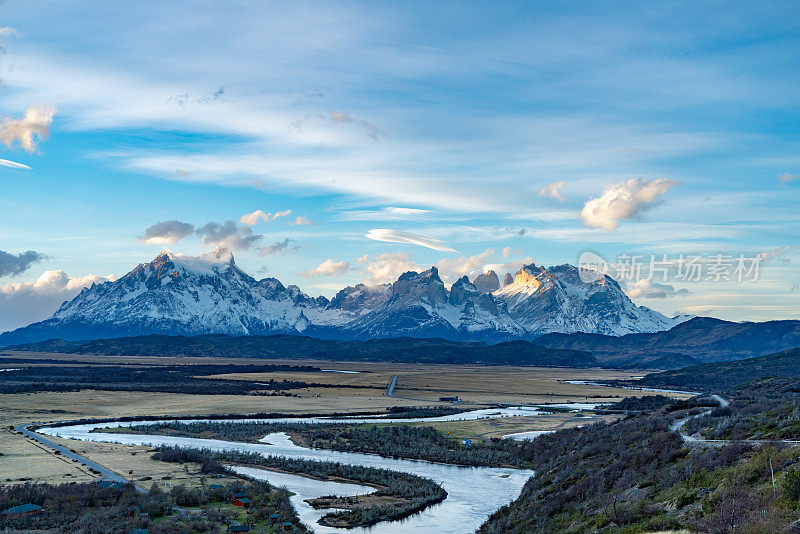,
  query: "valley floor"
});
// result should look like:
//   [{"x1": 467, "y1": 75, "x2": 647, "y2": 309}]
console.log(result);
[{"x1": 0, "y1": 354, "x2": 688, "y2": 485}]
